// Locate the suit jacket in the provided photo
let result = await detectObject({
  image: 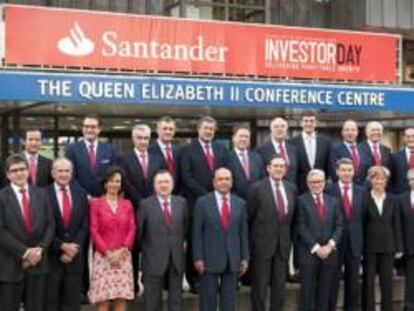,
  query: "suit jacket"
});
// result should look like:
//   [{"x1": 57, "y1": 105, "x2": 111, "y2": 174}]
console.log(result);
[
  {"x1": 138, "y1": 195, "x2": 188, "y2": 276},
  {"x1": 325, "y1": 183, "x2": 367, "y2": 258},
  {"x1": 247, "y1": 178, "x2": 296, "y2": 260},
  {"x1": 149, "y1": 142, "x2": 182, "y2": 194},
  {"x1": 192, "y1": 192, "x2": 249, "y2": 273},
  {"x1": 358, "y1": 141, "x2": 392, "y2": 183},
  {"x1": 296, "y1": 192, "x2": 343, "y2": 264},
  {"x1": 0, "y1": 186, "x2": 55, "y2": 282},
  {"x1": 65, "y1": 140, "x2": 117, "y2": 197},
  {"x1": 328, "y1": 142, "x2": 364, "y2": 184},
  {"x1": 181, "y1": 139, "x2": 229, "y2": 203},
  {"x1": 117, "y1": 150, "x2": 166, "y2": 209},
  {"x1": 391, "y1": 150, "x2": 410, "y2": 194},
  {"x1": 256, "y1": 140, "x2": 298, "y2": 186},
  {"x1": 47, "y1": 183, "x2": 88, "y2": 273},
  {"x1": 0, "y1": 160, "x2": 7, "y2": 189},
  {"x1": 90, "y1": 196, "x2": 136, "y2": 254},
  {"x1": 364, "y1": 193, "x2": 403, "y2": 254},
  {"x1": 289, "y1": 134, "x2": 331, "y2": 193},
  {"x1": 24, "y1": 154, "x2": 53, "y2": 187},
  {"x1": 399, "y1": 192, "x2": 414, "y2": 255},
  {"x1": 227, "y1": 150, "x2": 265, "y2": 200}
]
